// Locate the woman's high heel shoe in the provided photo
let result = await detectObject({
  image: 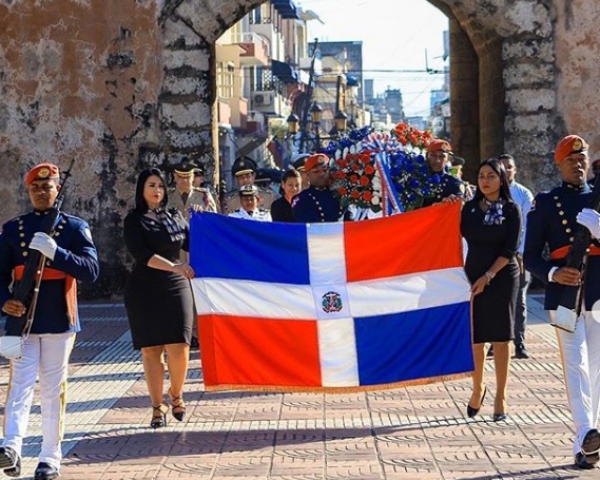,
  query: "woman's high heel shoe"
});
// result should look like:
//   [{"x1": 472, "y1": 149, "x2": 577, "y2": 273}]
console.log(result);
[
  {"x1": 493, "y1": 398, "x2": 507, "y2": 422},
  {"x1": 151, "y1": 402, "x2": 169, "y2": 428},
  {"x1": 169, "y1": 388, "x2": 186, "y2": 422},
  {"x1": 466, "y1": 386, "x2": 487, "y2": 418}
]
